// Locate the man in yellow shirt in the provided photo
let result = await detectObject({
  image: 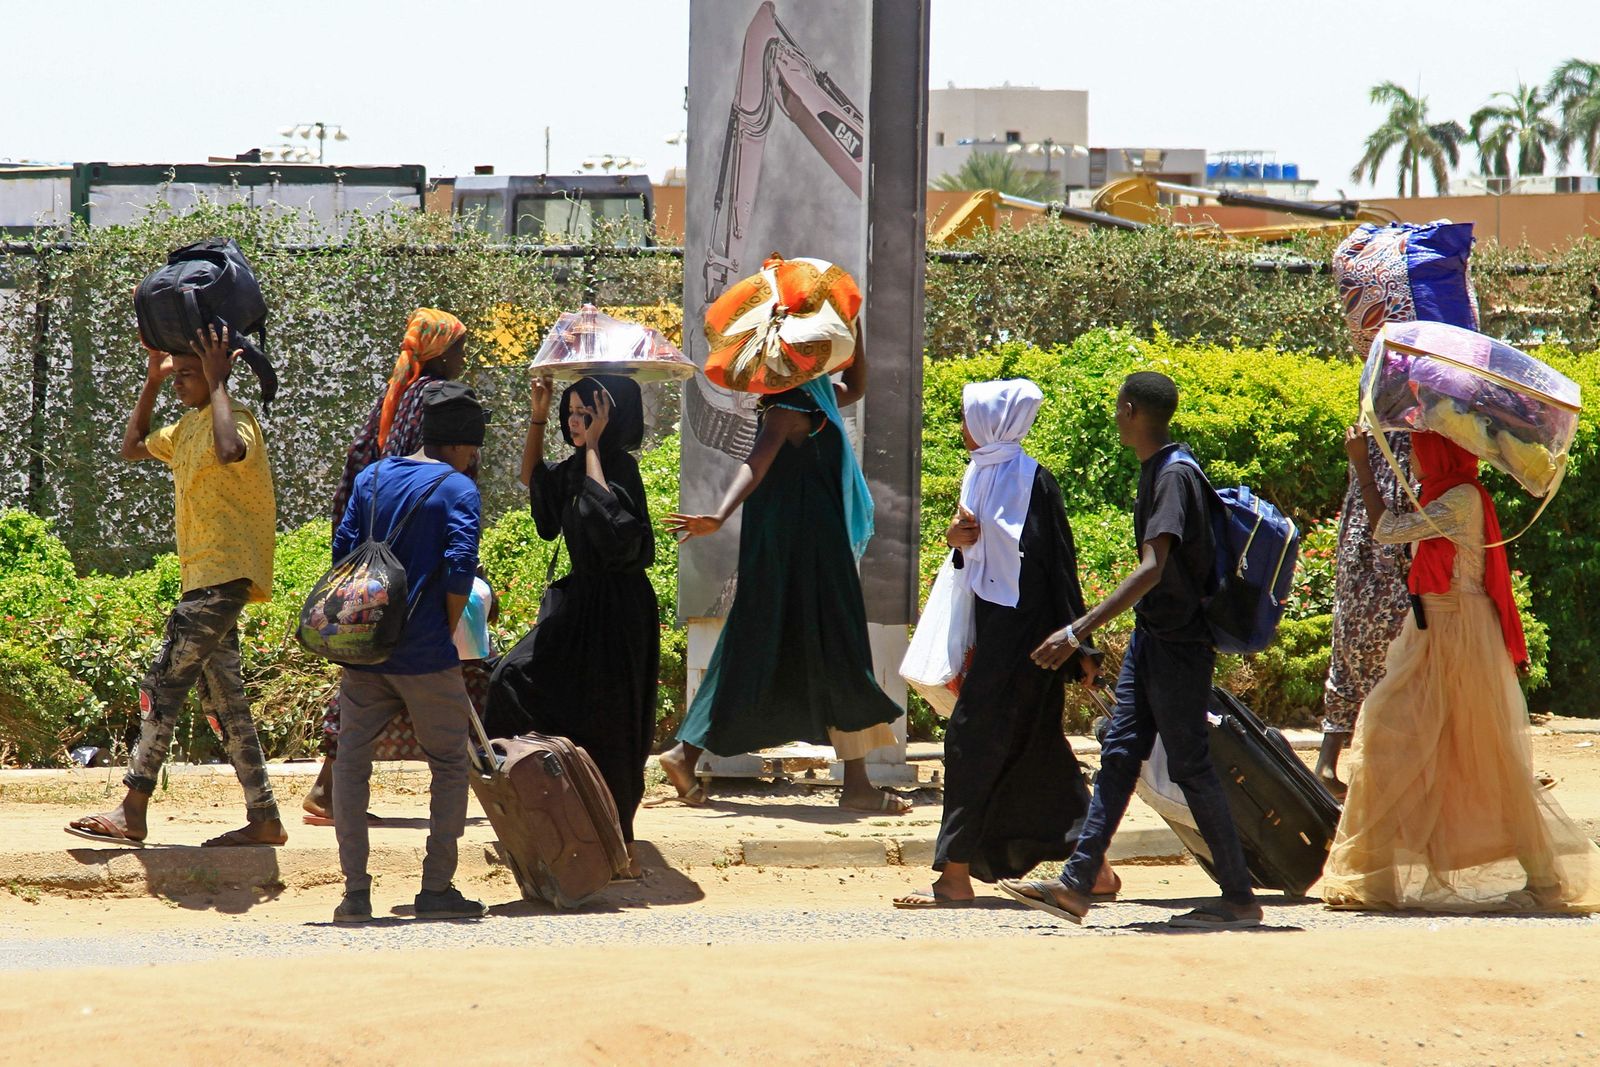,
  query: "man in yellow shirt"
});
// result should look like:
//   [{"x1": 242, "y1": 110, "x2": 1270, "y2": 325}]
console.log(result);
[{"x1": 67, "y1": 325, "x2": 286, "y2": 848}]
